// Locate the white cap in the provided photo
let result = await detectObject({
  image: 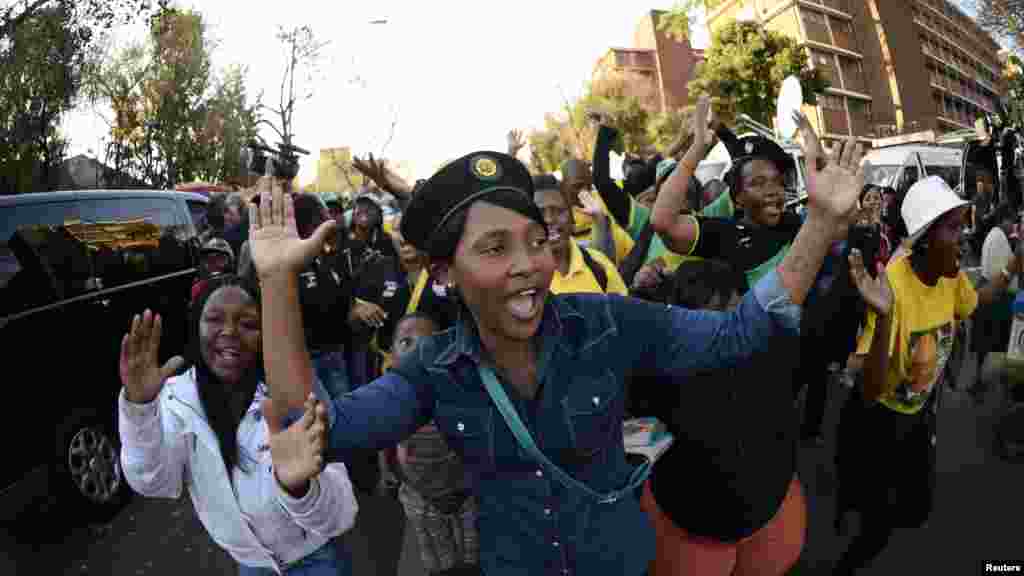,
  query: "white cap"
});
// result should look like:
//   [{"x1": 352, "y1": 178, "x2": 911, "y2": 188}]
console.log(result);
[{"x1": 901, "y1": 175, "x2": 969, "y2": 247}]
